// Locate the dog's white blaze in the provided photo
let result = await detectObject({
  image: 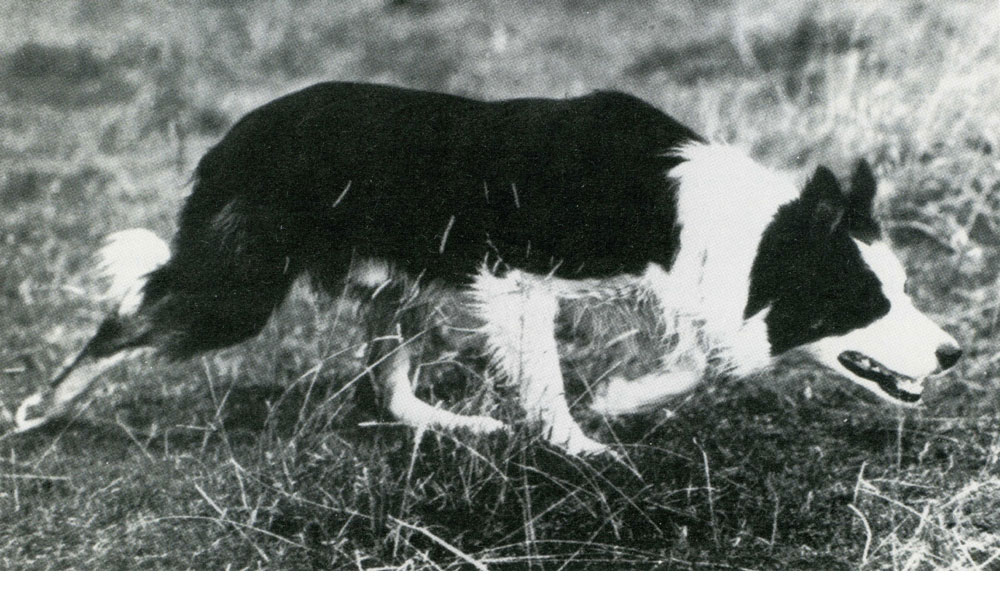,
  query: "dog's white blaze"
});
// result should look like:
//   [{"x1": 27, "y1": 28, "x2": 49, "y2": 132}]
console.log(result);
[
  {"x1": 807, "y1": 240, "x2": 958, "y2": 400},
  {"x1": 662, "y1": 143, "x2": 799, "y2": 374},
  {"x1": 858, "y1": 241, "x2": 907, "y2": 296}
]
